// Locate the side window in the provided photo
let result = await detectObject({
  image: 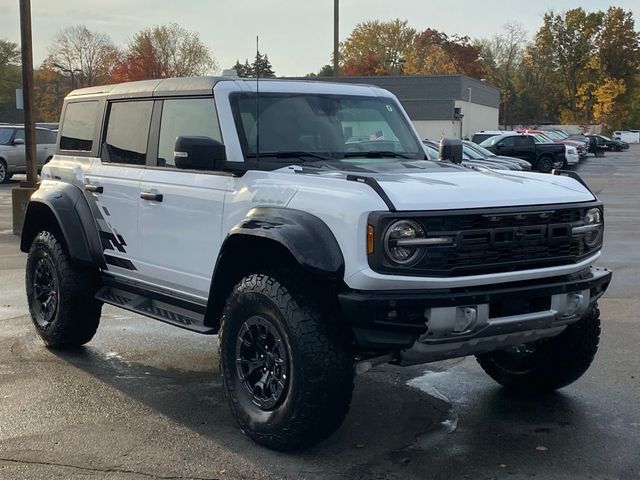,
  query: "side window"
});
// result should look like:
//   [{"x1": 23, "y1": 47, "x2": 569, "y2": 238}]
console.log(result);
[
  {"x1": 514, "y1": 136, "x2": 530, "y2": 147},
  {"x1": 60, "y1": 101, "x2": 98, "y2": 151},
  {"x1": 14, "y1": 129, "x2": 25, "y2": 141},
  {"x1": 499, "y1": 136, "x2": 516, "y2": 147},
  {"x1": 156, "y1": 98, "x2": 222, "y2": 168},
  {"x1": 35, "y1": 129, "x2": 51, "y2": 144},
  {"x1": 103, "y1": 101, "x2": 153, "y2": 165}
]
